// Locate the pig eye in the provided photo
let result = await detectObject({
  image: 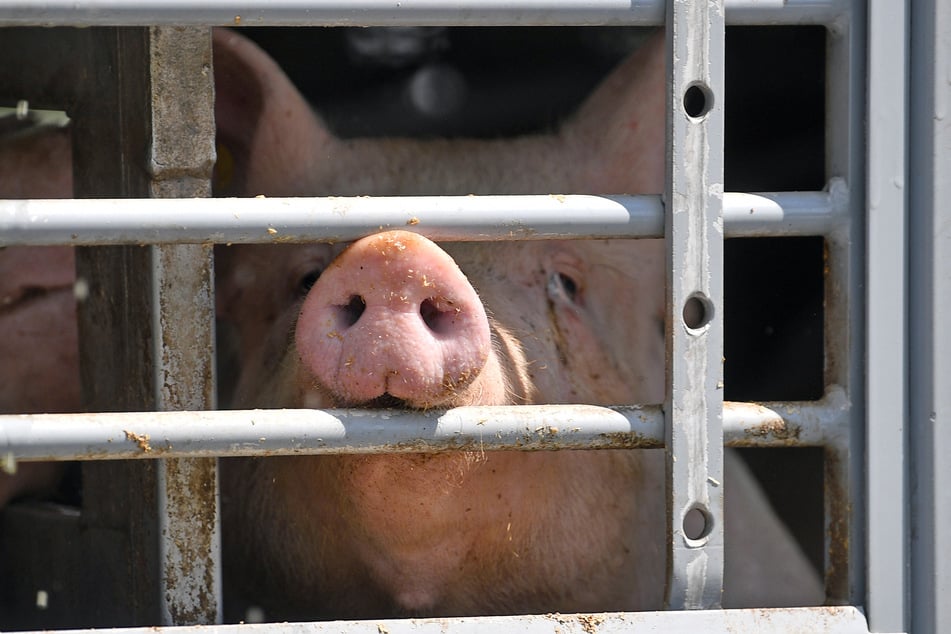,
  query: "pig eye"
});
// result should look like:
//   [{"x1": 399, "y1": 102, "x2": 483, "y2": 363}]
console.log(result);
[
  {"x1": 547, "y1": 271, "x2": 580, "y2": 305},
  {"x1": 297, "y1": 268, "x2": 323, "y2": 296}
]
